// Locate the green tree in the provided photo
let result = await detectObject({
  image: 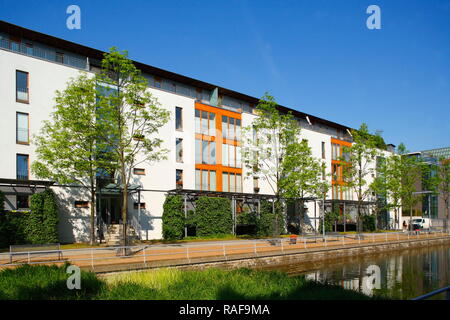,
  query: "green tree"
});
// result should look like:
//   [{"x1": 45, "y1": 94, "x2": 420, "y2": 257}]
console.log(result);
[
  {"x1": 280, "y1": 139, "x2": 330, "y2": 232},
  {"x1": 95, "y1": 48, "x2": 170, "y2": 246},
  {"x1": 242, "y1": 93, "x2": 320, "y2": 234},
  {"x1": 32, "y1": 74, "x2": 113, "y2": 245},
  {"x1": 162, "y1": 195, "x2": 185, "y2": 240},
  {"x1": 340, "y1": 123, "x2": 380, "y2": 232},
  {"x1": 426, "y1": 157, "x2": 450, "y2": 231},
  {"x1": 371, "y1": 143, "x2": 421, "y2": 230}
]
